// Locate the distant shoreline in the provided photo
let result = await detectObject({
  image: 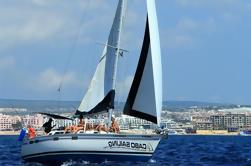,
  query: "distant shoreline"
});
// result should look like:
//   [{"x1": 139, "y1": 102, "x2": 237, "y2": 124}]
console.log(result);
[
  {"x1": 0, "y1": 130, "x2": 241, "y2": 136},
  {"x1": 0, "y1": 131, "x2": 19, "y2": 135}
]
